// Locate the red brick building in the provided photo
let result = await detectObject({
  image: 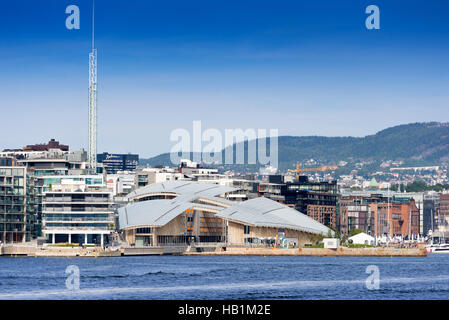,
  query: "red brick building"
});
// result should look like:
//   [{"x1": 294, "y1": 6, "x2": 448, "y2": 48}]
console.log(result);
[
  {"x1": 370, "y1": 199, "x2": 420, "y2": 237},
  {"x1": 23, "y1": 139, "x2": 69, "y2": 152},
  {"x1": 307, "y1": 204, "x2": 337, "y2": 230}
]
